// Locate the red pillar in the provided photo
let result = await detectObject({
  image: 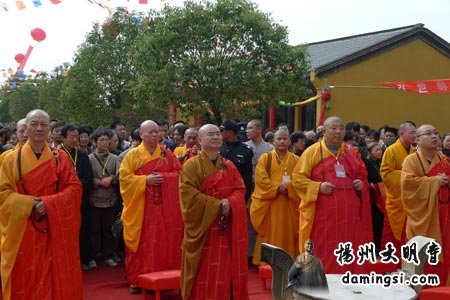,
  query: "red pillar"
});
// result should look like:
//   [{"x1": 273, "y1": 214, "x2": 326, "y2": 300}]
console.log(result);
[
  {"x1": 269, "y1": 106, "x2": 276, "y2": 129},
  {"x1": 196, "y1": 112, "x2": 203, "y2": 127},
  {"x1": 168, "y1": 102, "x2": 177, "y2": 125}
]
